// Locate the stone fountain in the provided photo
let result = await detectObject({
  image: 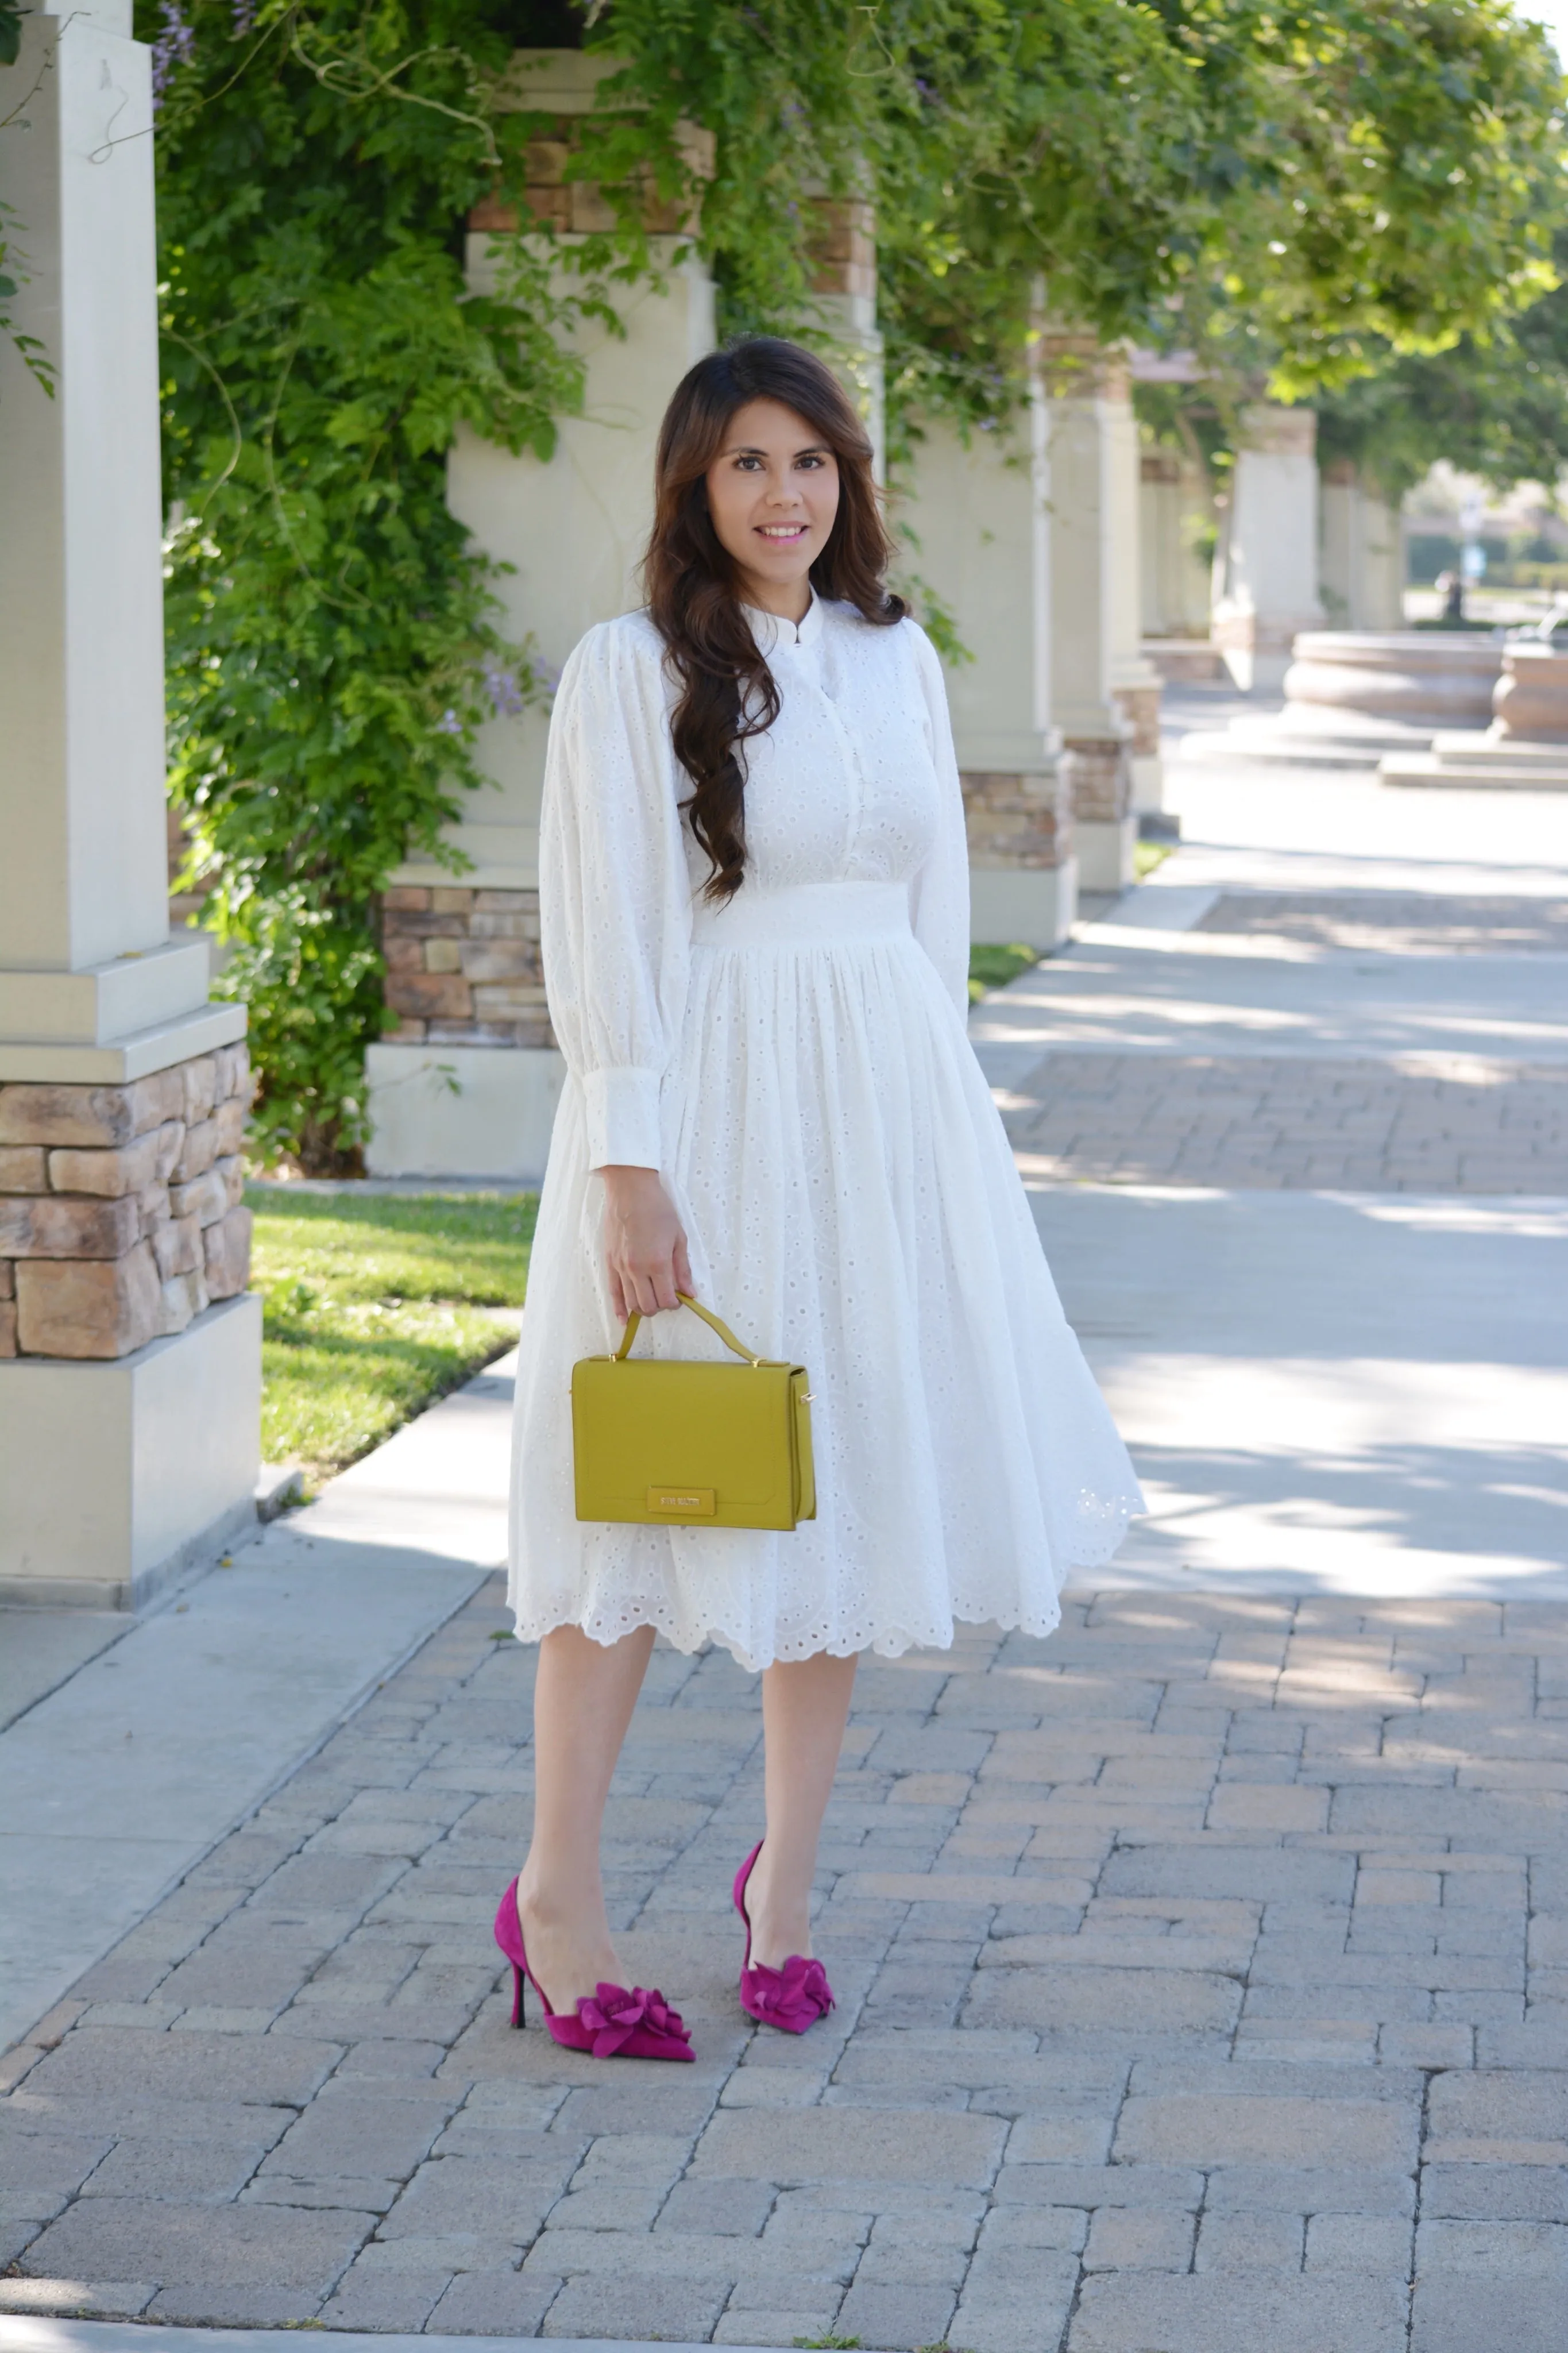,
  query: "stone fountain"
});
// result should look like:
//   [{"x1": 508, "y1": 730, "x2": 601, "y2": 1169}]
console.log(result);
[
  {"x1": 1176, "y1": 628, "x2": 1503, "y2": 771},
  {"x1": 1381, "y1": 628, "x2": 1568, "y2": 789}
]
